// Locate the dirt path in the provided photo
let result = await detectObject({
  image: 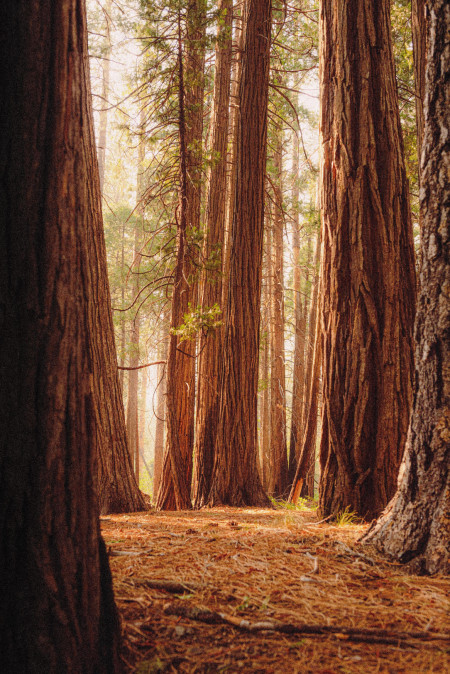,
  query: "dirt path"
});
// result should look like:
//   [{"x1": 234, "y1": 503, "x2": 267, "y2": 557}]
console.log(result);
[{"x1": 101, "y1": 507, "x2": 449, "y2": 673}]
